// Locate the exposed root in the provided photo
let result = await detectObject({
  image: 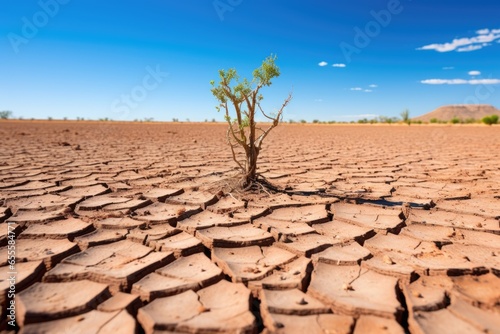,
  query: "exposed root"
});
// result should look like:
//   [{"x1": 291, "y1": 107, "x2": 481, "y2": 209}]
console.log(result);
[
  {"x1": 199, "y1": 173, "x2": 241, "y2": 194},
  {"x1": 199, "y1": 173, "x2": 283, "y2": 201}
]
